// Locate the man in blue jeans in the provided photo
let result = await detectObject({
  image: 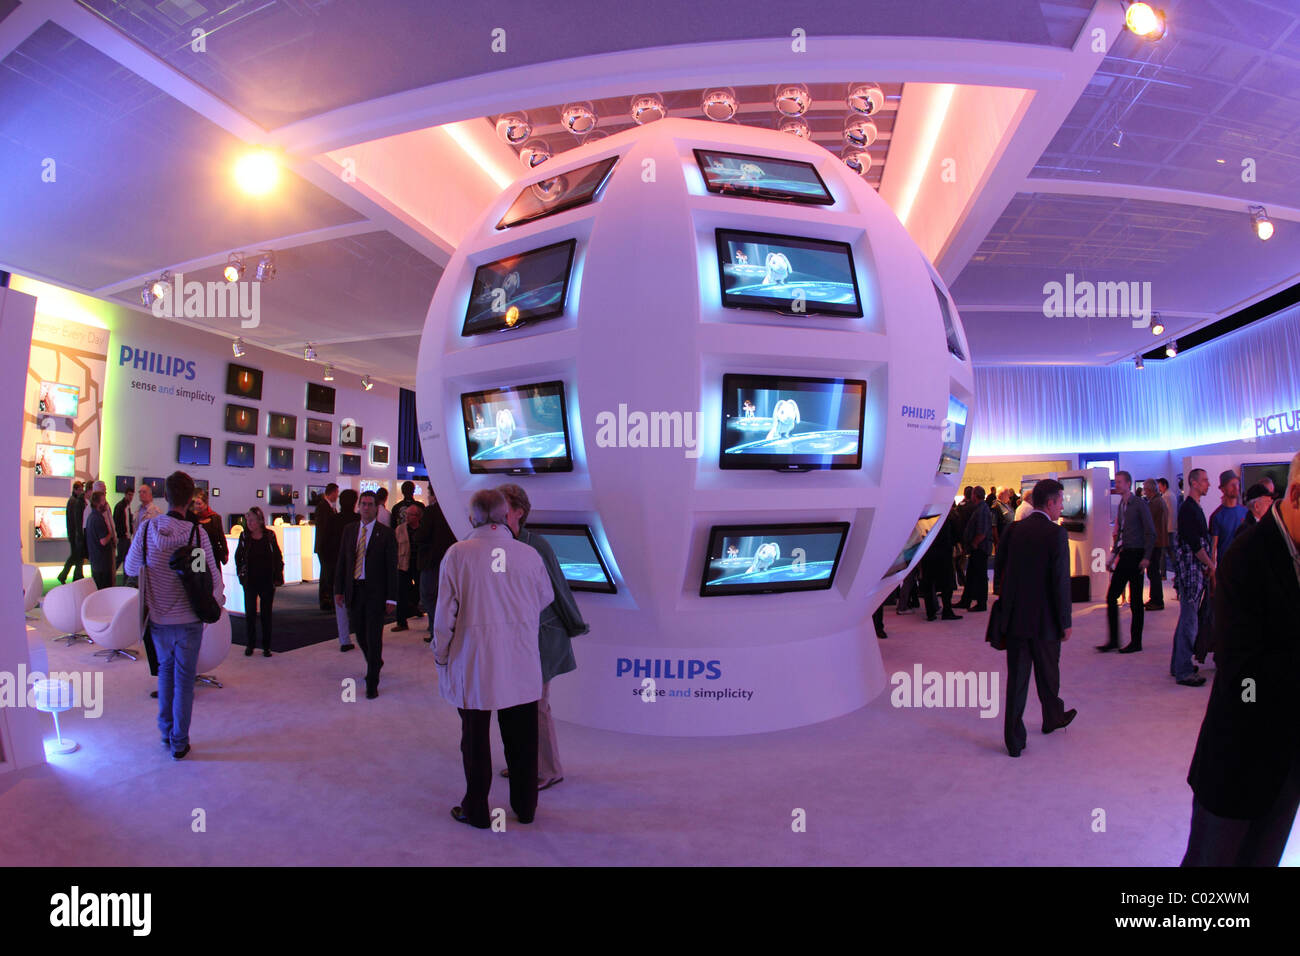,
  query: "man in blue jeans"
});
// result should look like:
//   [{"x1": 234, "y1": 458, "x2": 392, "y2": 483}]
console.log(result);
[
  {"x1": 1171, "y1": 468, "x2": 1213, "y2": 687},
  {"x1": 124, "y1": 471, "x2": 224, "y2": 759}
]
